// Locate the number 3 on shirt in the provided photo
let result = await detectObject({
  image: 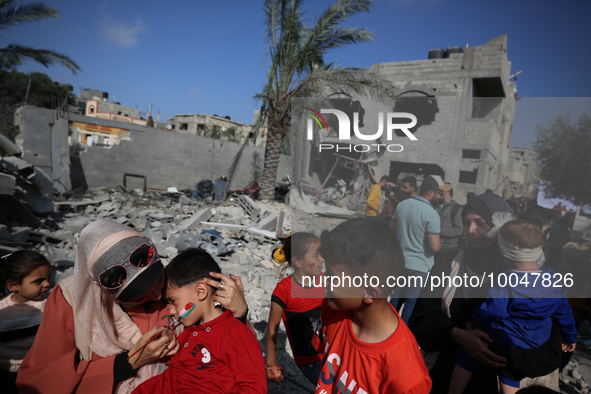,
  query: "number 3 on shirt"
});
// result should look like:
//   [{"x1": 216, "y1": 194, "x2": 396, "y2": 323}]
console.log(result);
[{"x1": 201, "y1": 348, "x2": 211, "y2": 363}]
